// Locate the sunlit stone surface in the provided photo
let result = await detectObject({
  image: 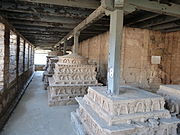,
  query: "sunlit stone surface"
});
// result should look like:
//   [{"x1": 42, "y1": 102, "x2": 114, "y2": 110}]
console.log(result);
[
  {"x1": 71, "y1": 86, "x2": 179, "y2": 135},
  {"x1": 48, "y1": 53, "x2": 102, "y2": 106}
]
